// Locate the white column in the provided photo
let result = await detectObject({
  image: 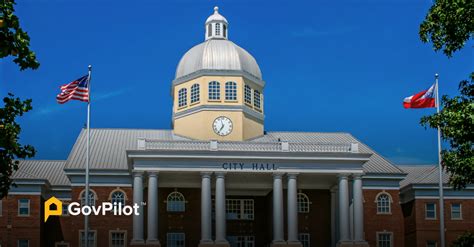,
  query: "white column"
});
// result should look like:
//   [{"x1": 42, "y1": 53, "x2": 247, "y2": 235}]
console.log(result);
[
  {"x1": 330, "y1": 186, "x2": 337, "y2": 247},
  {"x1": 353, "y1": 174, "x2": 365, "y2": 242},
  {"x1": 272, "y1": 173, "x2": 285, "y2": 244},
  {"x1": 338, "y1": 174, "x2": 350, "y2": 242},
  {"x1": 146, "y1": 172, "x2": 160, "y2": 245},
  {"x1": 215, "y1": 172, "x2": 228, "y2": 244},
  {"x1": 287, "y1": 173, "x2": 300, "y2": 244},
  {"x1": 131, "y1": 172, "x2": 144, "y2": 244},
  {"x1": 200, "y1": 172, "x2": 213, "y2": 244}
]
